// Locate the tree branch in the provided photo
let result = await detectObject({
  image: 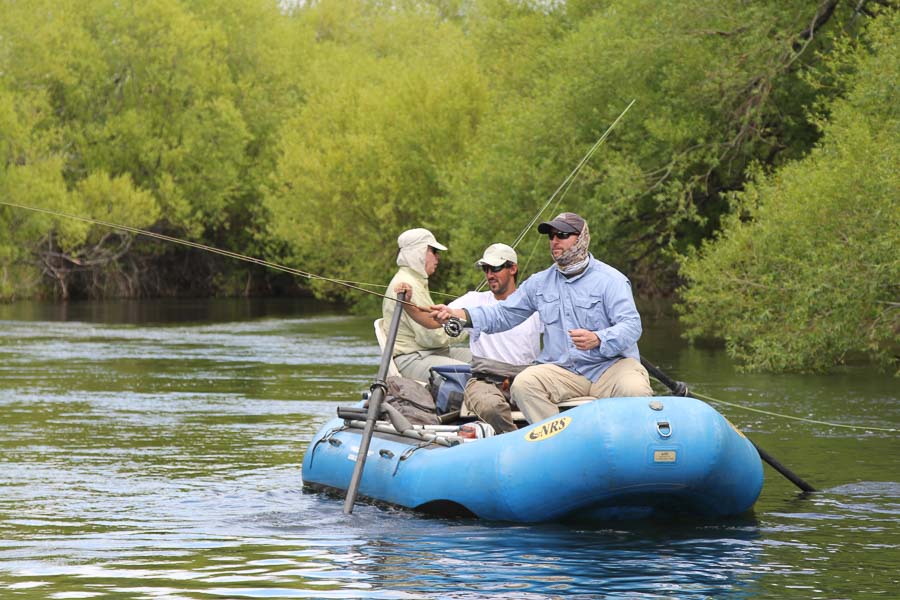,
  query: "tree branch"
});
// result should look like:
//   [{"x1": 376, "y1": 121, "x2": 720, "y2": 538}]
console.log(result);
[{"x1": 792, "y1": 0, "x2": 841, "y2": 53}]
